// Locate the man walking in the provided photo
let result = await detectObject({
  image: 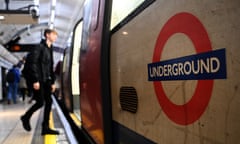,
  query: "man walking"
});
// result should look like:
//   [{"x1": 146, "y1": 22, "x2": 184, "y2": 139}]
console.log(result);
[{"x1": 20, "y1": 29, "x2": 59, "y2": 135}]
